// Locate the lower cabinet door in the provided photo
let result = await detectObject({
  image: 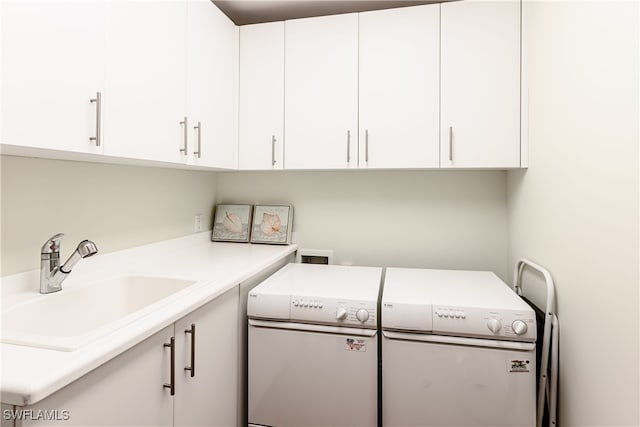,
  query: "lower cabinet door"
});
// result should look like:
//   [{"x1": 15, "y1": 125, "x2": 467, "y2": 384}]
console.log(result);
[
  {"x1": 16, "y1": 325, "x2": 175, "y2": 426},
  {"x1": 173, "y1": 286, "x2": 239, "y2": 427}
]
